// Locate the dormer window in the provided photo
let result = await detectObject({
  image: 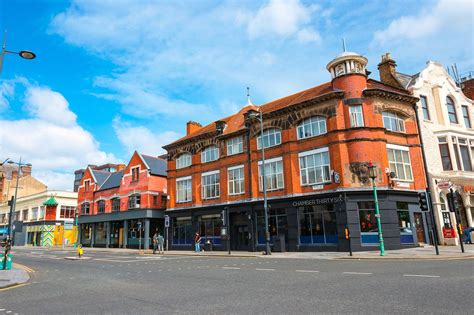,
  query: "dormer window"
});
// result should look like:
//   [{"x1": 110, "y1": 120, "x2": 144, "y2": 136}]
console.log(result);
[
  {"x1": 176, "y1": 153, "x2": 192, "y2": 169},
  {"x1": 382, "y1": 111, "x2": 405, "y2": 132},
  {"x1": 257, "y1": 128, "x2": 281, "y2": 149},
  {"x1": 201, "y1": 146, "x2": 219, "y2": 163},
  {"x1": 297, "y1": 116, "x2": 327, "y2": 140}
]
